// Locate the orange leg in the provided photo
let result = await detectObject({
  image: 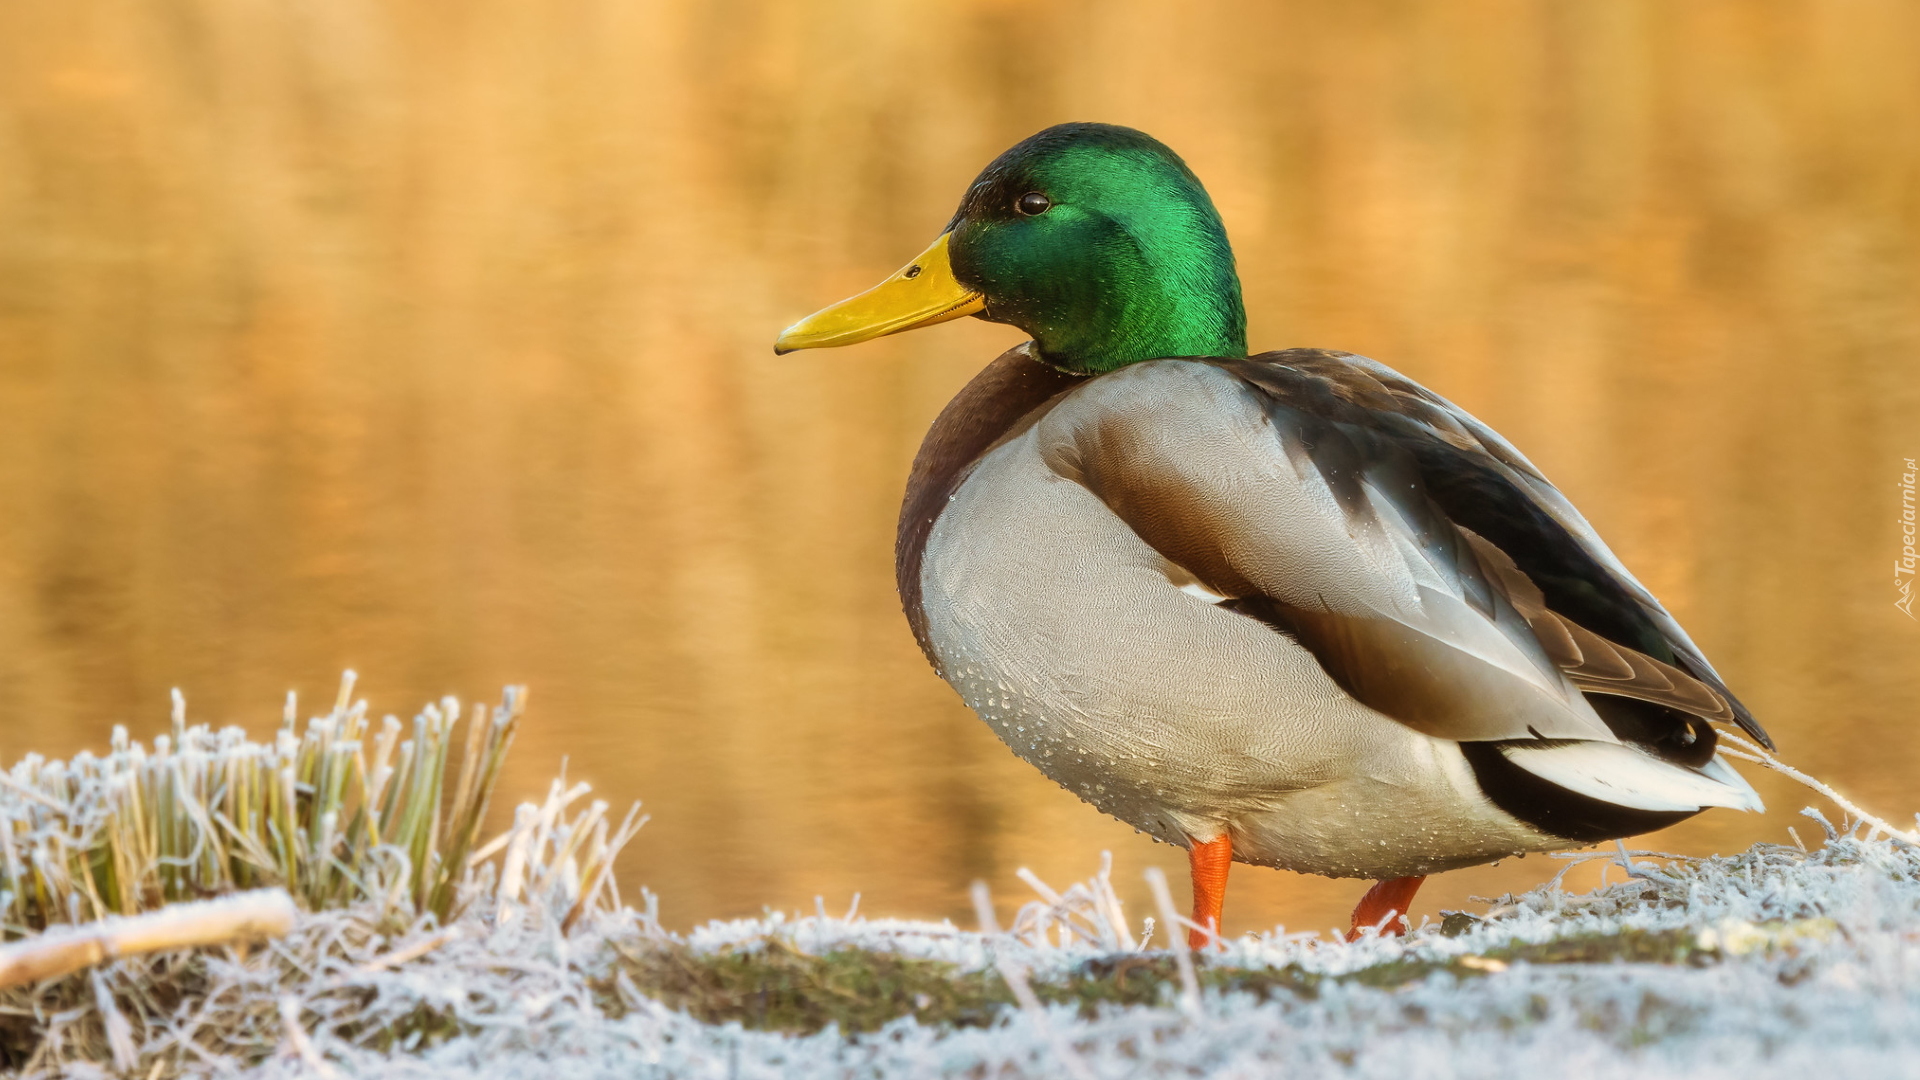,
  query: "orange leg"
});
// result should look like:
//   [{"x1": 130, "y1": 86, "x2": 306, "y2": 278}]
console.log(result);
[
  {"x1": 1186, "y1": 833, "x2": 1233, "y2": 949},
  {"x1": 1345, "y1": 876, "x2": 1426, "y2": 941}
]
